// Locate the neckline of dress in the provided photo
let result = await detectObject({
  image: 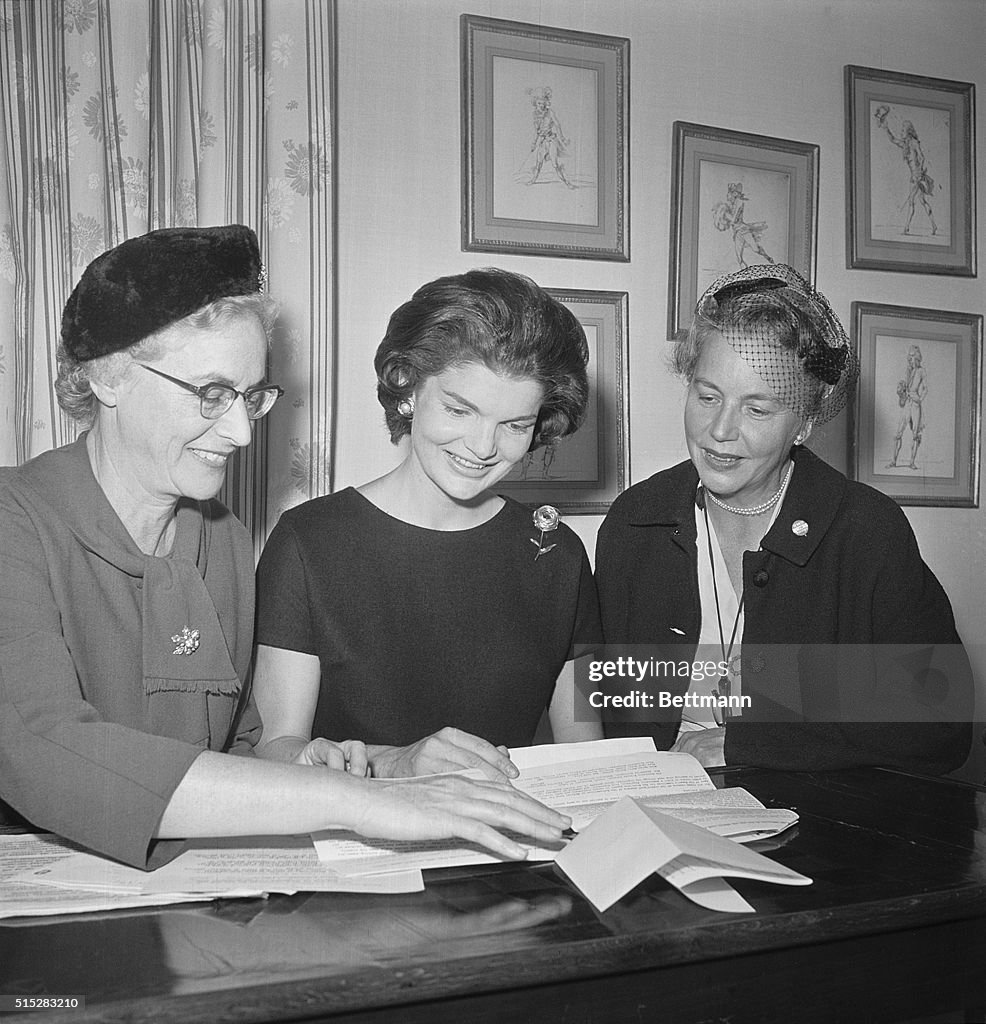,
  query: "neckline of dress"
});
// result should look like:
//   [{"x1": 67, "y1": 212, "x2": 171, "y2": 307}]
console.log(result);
[{"x1": 347, "y1": 486, "x2": 512, "y2": 535}]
